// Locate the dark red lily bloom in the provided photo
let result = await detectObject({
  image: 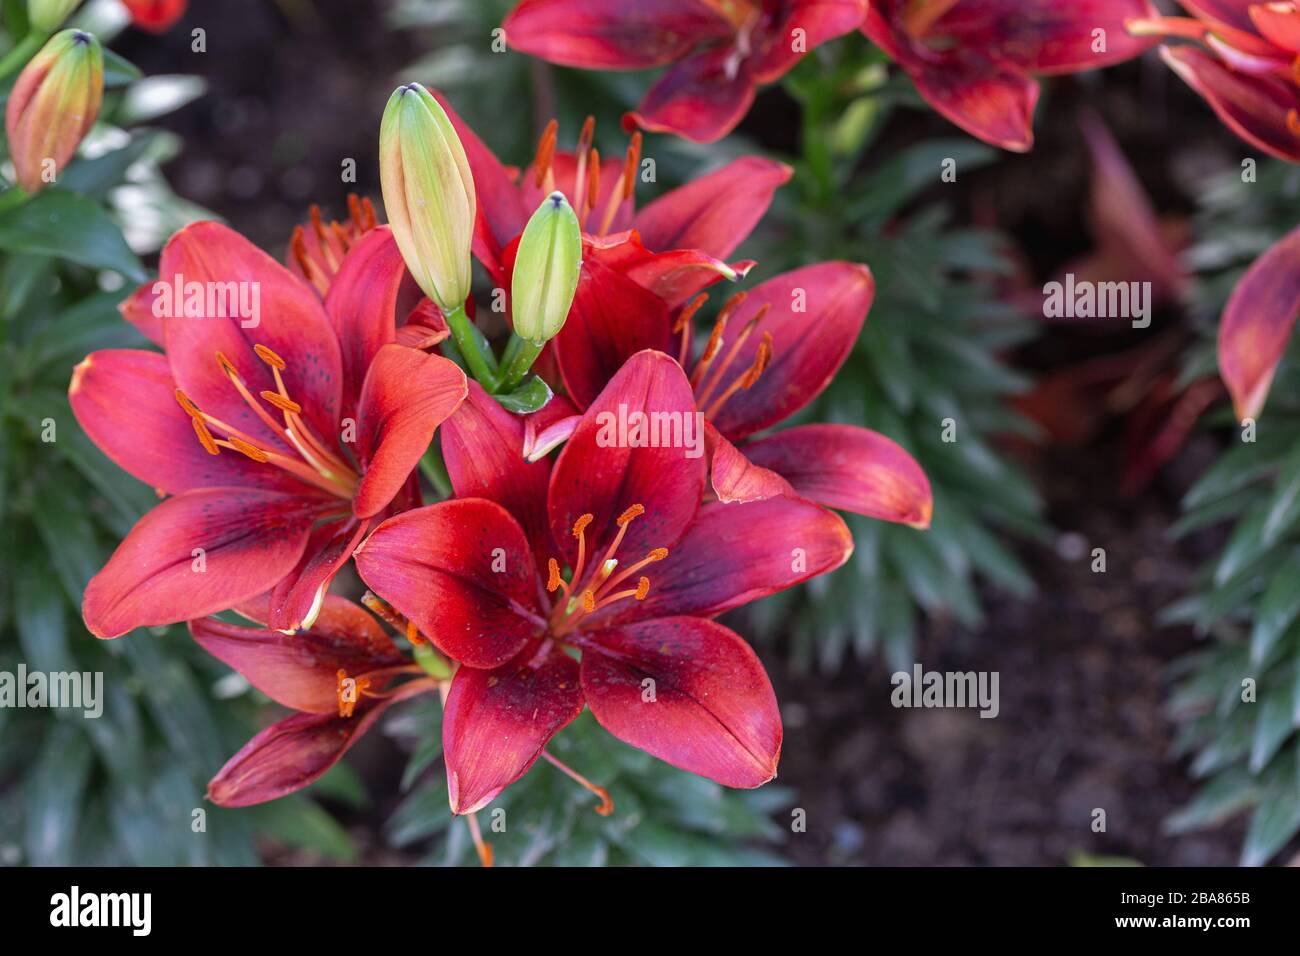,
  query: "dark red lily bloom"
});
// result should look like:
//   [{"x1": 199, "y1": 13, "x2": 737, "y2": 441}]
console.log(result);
[
  {"x1": 355, "y1": 350, "x2": 854, "y2": 812},
  {"x1": 121, "y1": 0, "x2": 186, "y2": 33},
  {"x1": 502, "y1": 0, "x2": 869, "y2": 142},
  {"x1": 865, "y1": 0, "x2": 1158, "y2": 151},
  {"x1": 71, "y1": 222, "x2": 468, "y2": 638},
  {"x1": 193, "y1": 595, "x2": 438, "y2": 807},
  {"x1": 441, "y1": 97, "x2": 931, "y2": 527},
  {"x1": 1131, "y1": 1, "x2": 1300, "y2": 162},
  {"x1": 438, "y1": 98, "x2": 787, "y2": 307}
]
